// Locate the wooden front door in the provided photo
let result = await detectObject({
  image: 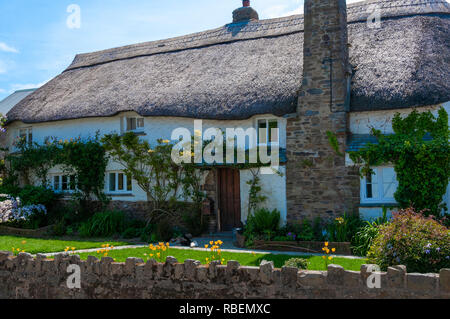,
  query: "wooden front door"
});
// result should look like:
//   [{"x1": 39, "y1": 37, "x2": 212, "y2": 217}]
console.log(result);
[{"x1": 218, "y1": 168, "x2": 241, "y2": 231}]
